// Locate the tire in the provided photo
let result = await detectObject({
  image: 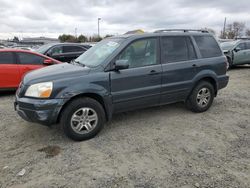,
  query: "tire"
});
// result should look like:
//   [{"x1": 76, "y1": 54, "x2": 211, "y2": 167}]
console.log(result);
[
  {"x1": 60, "y1": 97, "x2": 105, "y2": 141},
  {"x1": 186, "y1": 81, "x2": 215, "y2": 113}
]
